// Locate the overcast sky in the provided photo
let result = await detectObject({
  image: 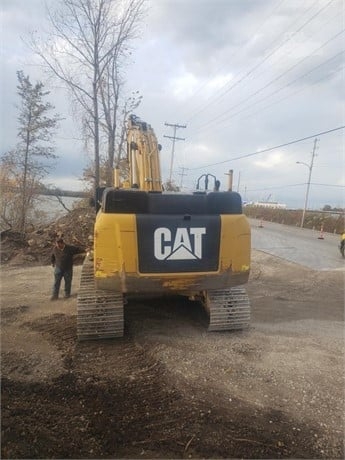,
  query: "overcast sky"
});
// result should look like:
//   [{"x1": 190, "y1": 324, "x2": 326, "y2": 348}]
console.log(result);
[{"x1": 1, "y1": 0, "x2": 344, "y2": 209}]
